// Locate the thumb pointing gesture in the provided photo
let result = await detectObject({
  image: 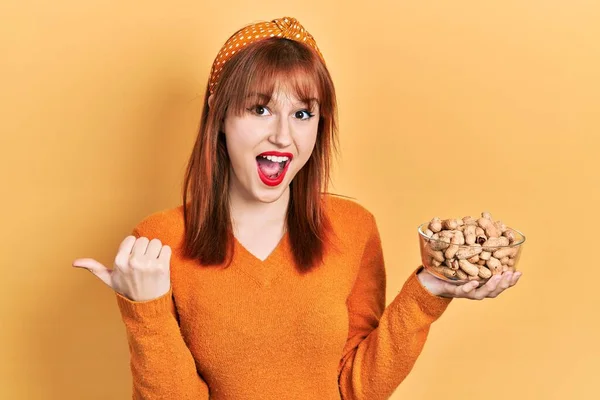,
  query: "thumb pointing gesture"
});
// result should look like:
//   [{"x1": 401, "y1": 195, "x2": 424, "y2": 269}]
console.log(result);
[
  {"x1": 73, "y1": 235, "x2": 171, "y2": 301},
  {"x1": 73, "y1": 235, "x2": 137, "y2": 287},
  {"x1": 72, "y1": 257, "x2": 113, "y2": 286}
]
